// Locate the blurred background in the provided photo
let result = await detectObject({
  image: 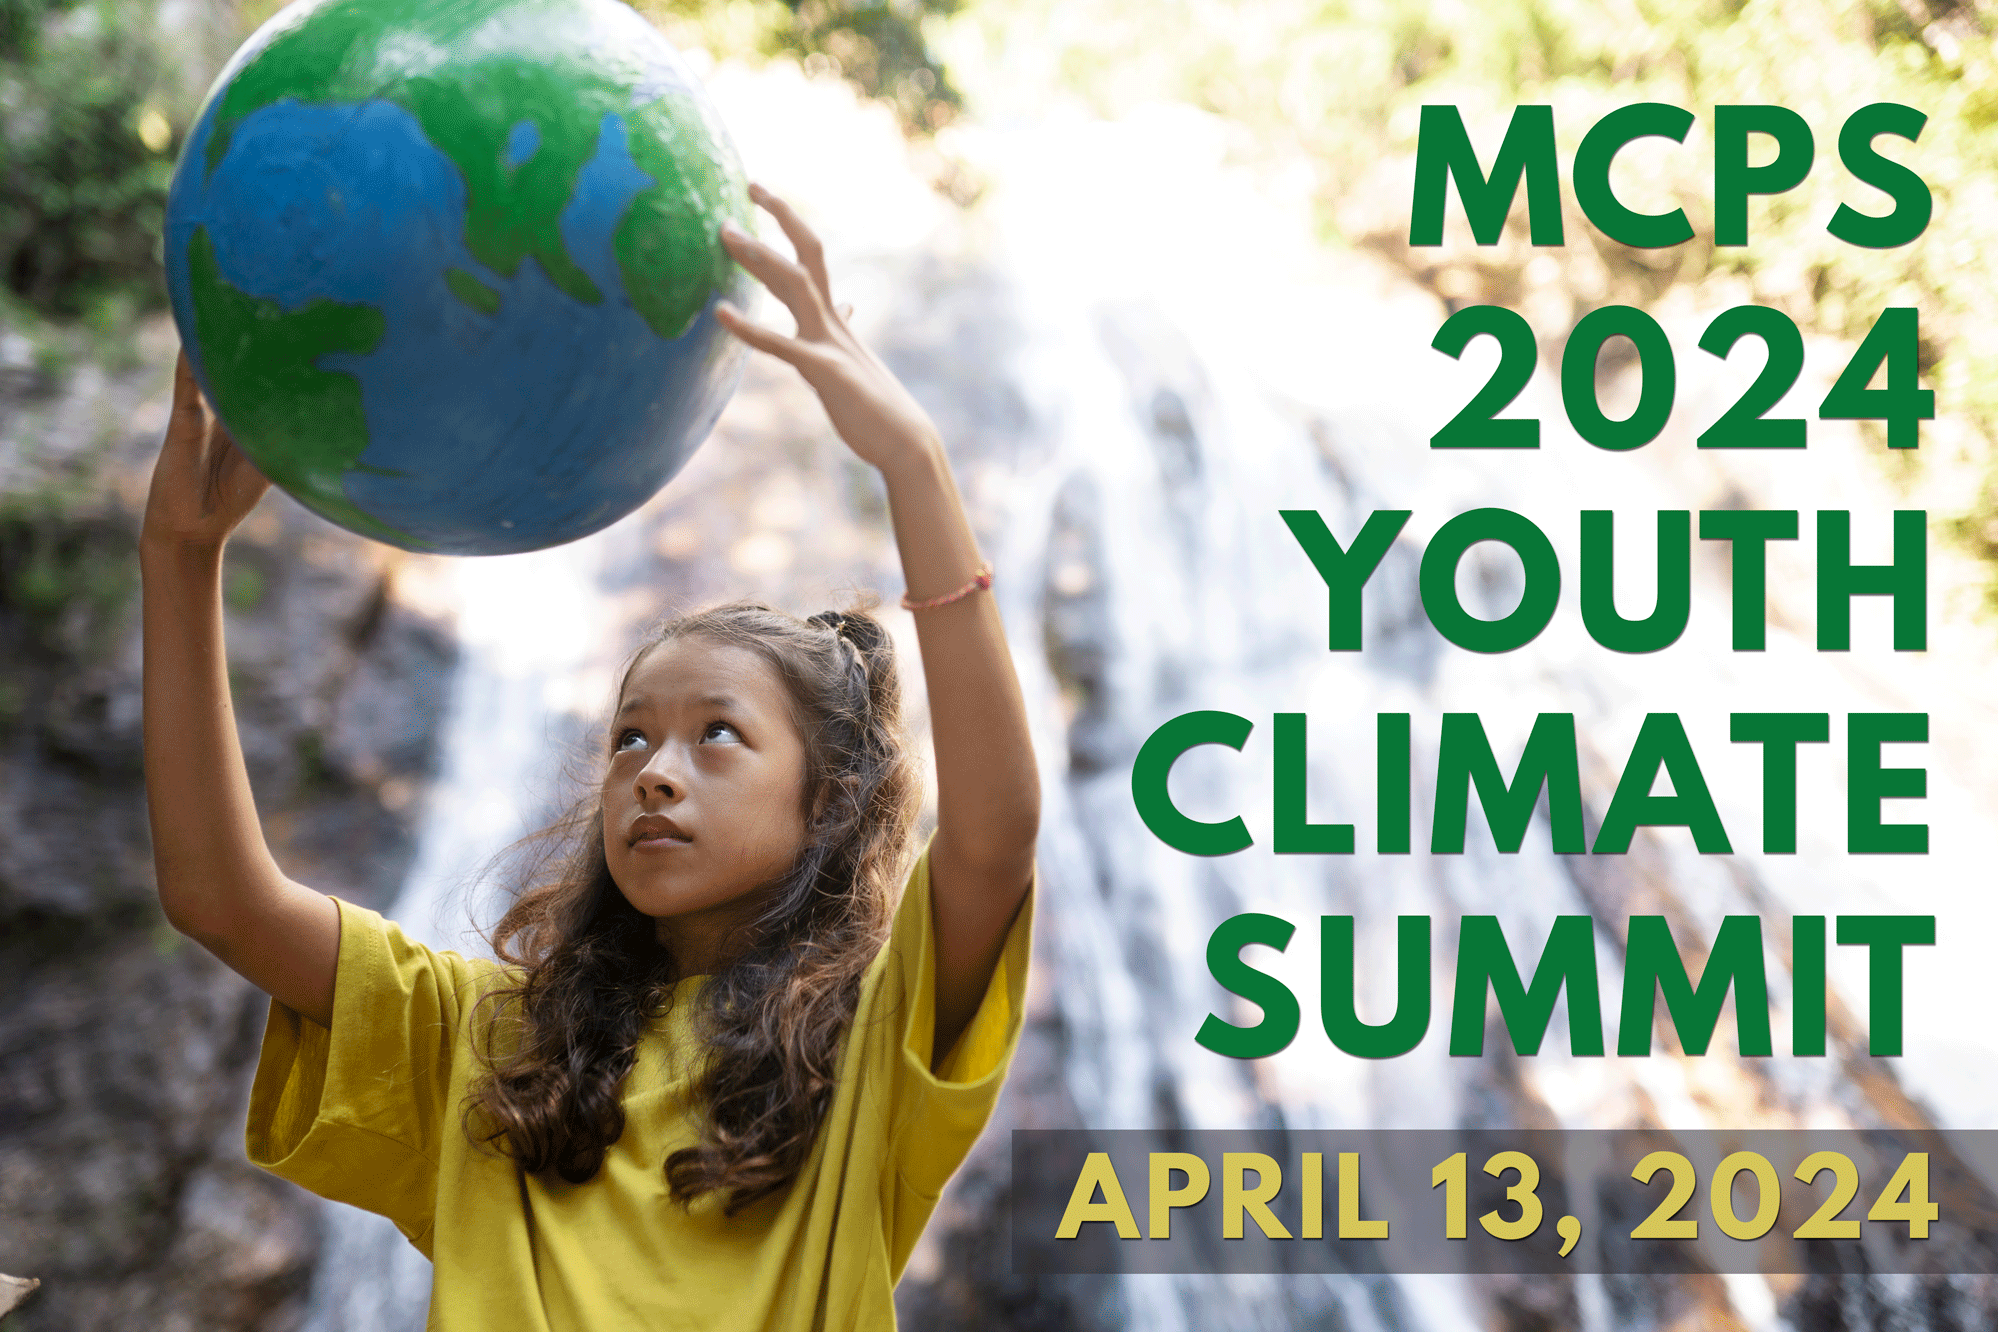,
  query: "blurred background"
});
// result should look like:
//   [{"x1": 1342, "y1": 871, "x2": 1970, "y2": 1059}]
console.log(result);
[{"x1": 4, "y1": 0, "x2": 1998, "y2": 1327}]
